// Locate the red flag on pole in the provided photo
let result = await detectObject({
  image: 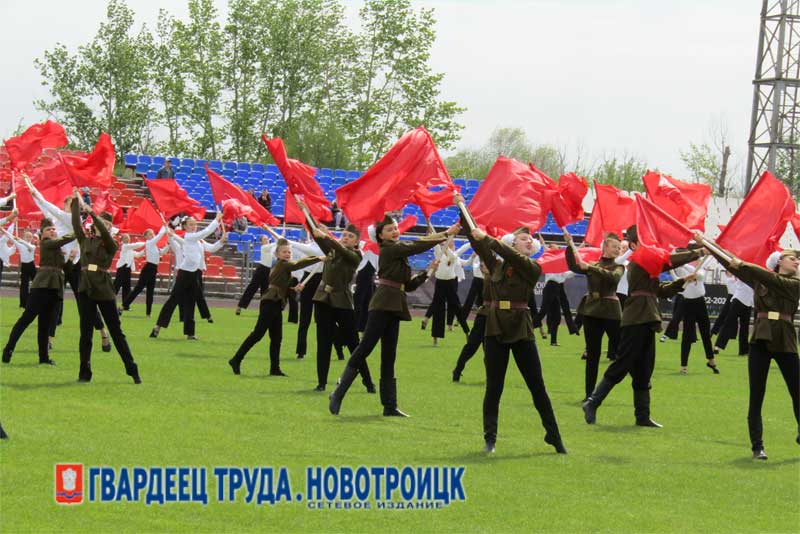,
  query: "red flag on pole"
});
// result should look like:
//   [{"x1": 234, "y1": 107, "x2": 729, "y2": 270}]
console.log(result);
[
  {"x1": 468, "y1": 156, "x2": 551, "y2": 237},
  {"x1": 410, "y1": 185, "x2": 460, "y2": 219},
  {"x1": 538, "y1": 246, "x2": 602, "y2": 274},
  {"x1": 13, "y1": 159, "x2": 74, "y2": 217},
  {"x1": 583, "y1": 182, "x2": 636, "y2": 246},
  {"x1": 206, "y1": 166, "x2": 279, "y2": 226},
  {"x1": 548, "y1": 171, "x2": 589, "y2": 227},
  {"x1": 91, "y1": 190, "x2": 124, "y2": 225},
  {"x1": 145, "y1": 179, "x2": 206, "y2": 220},
  {"x1": 4, "y1": 120, "x2": 68, "y2": 171},
  {"x1": 716, "y1": 171, "x2": 794, "y2": 266},
  {"x1": 791, "y1": 212, "x2": 800, "y2": 242},
  {"x1": 262, "y1": 136, "x2": 332, "y2": 222},
  {"x1": 335, "y1": 126, "x2": 452, "y2": 225},
  {"x1": 119, "y1": 198, "x2": 162, "y2": 234},
  {"x1": 642, "y1": 171, "x2": 711, "y2": 231},
  {"x1": 283, "y1": 192, "x2": 305, "y2": 225},
  {"x1": 635, "y1": 193, "x2": 694, "y2": 249},
  {"x1": 630, "y1": 244, "x2": 672, "y2": 278},
  {"x1": 59, "y1": 132, "x2": 115, "y2": 188}
]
